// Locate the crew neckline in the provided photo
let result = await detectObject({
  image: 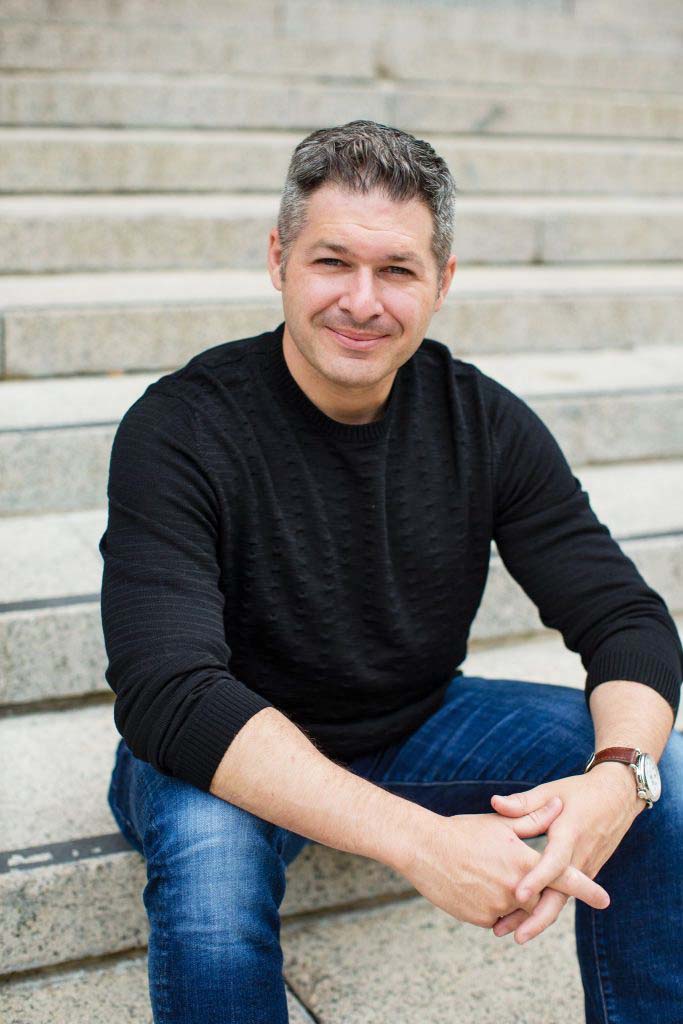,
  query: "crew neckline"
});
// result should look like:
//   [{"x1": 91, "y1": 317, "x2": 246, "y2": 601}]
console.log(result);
[{"x1": 260, "y1": 321, "x2": 403, "y2": 444}]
